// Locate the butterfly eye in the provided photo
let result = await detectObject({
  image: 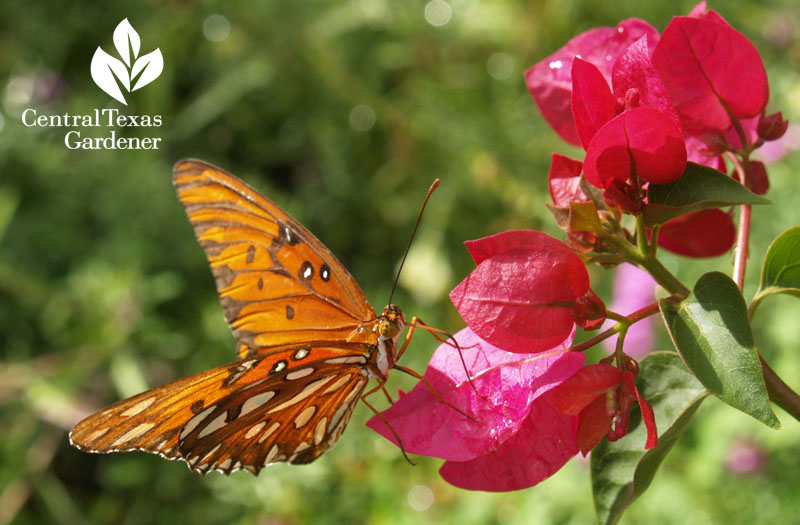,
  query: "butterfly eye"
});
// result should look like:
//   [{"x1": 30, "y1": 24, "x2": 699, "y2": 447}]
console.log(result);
[{"x1": 378, "y1": 318, "x2": 401, "y2": 339}]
